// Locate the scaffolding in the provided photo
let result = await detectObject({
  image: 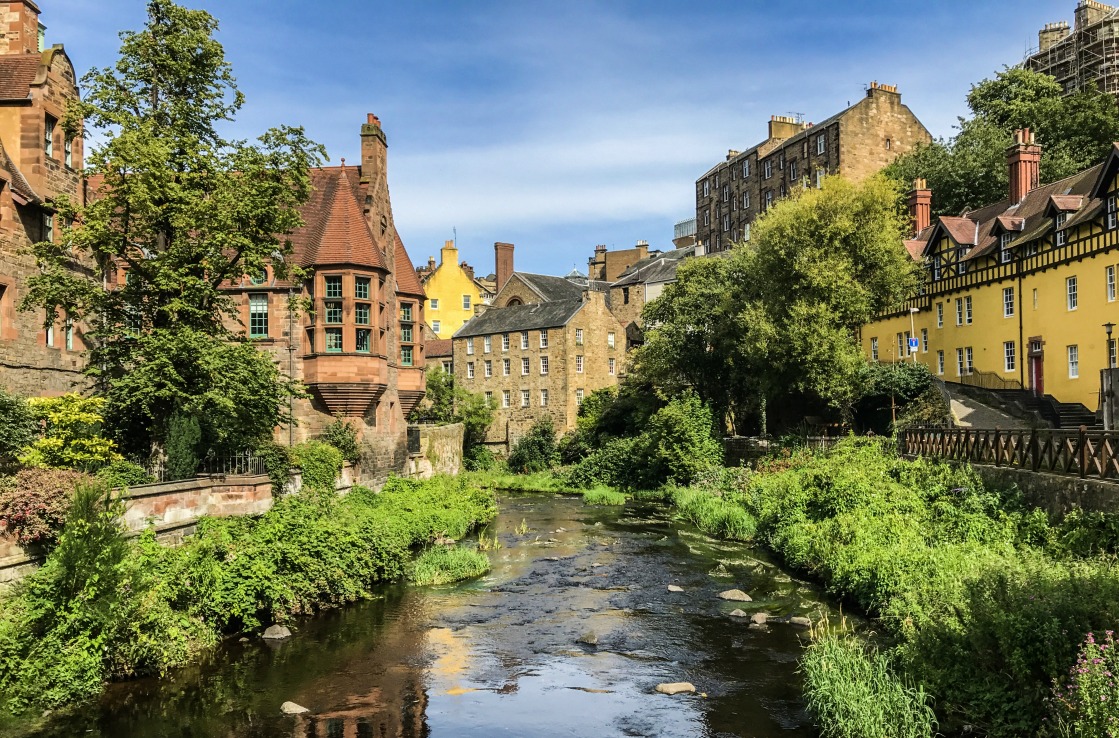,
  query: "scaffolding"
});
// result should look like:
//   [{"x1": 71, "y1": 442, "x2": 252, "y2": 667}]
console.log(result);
[{"x1": 1024, "y1": 1, "x2": 1119, "y2": 97}]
